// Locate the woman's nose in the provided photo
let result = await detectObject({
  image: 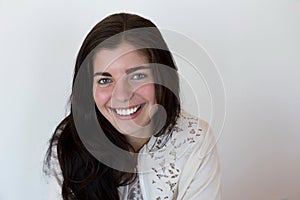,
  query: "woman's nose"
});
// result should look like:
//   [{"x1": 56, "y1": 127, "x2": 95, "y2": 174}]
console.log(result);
[{"x1": 112, "y1": 77, "x2": 133, "y2": 102}]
